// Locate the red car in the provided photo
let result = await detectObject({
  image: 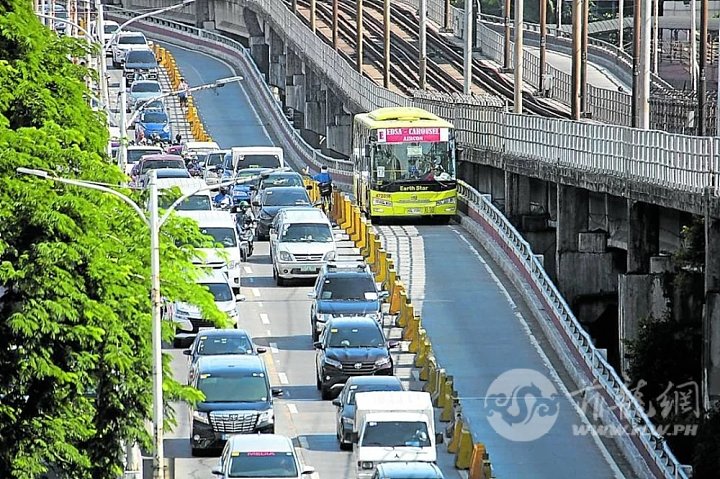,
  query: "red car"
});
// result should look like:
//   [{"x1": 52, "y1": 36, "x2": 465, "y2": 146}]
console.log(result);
[{"x1": 166, "y1": 144, "x2": 183, "y2": 156}]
